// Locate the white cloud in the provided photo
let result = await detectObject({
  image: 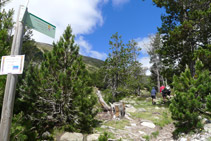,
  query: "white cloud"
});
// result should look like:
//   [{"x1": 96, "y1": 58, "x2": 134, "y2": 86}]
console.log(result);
[
  {"x1": 112, "y1": 0, "x2": 130, "y2": 6},
  {"x1": 139, "y1": 56, "x2": 152, "y2": 76},
  {"x1": 3, "y1": 0, "x2": 130, "y2": 60},
  {"x1": 136, "y1": 37, "x2": 152, "y2": 55},
  {"x1": 4, "y1": 0, "x2": 108, "y2": 60},
  {"x1": 76, "y1": 36, "x2": 107, "y2": 60},
  {"x1": 4, "y1": 0, "x2": 105, "y2": 44},
  {"x1": 136, "y1": 36, "x2": 153, "y2": 75}
]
